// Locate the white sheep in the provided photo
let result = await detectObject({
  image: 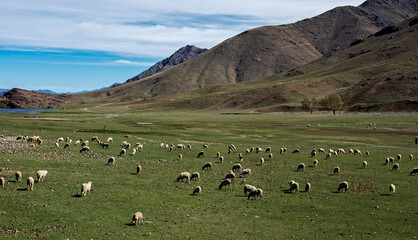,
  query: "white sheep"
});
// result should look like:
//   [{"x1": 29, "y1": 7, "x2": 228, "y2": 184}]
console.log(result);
[
  {"x1": 244, "y1": 184, "x2": 256, "y2": 196},
  {"x1": 178, "y1": 153, "x2": 183, "y2": 160},
  {"x1": 245, "y1": 149, "x2": 250, "y2": 155},
  {"x1": 248, "y1": 188, "x2": 263, "y2": 199},
  {"x1": 57, "y1": 137, "x2": 64, "y2": 143},
  {"x1": 232, "y1": 163, "x2": 242, "y2": 172},
  {"x1": 107, "y1": 137, "x2": 113, "y2": 143},
  {"x1": 311, "y1": 150, "x2": 317, "y2": 157},
  {"x1": 202, "y1": 162, "x2": 212, "y2": 171},
  {"x1": 289, "y1": 181, "x2": 299, "y2": 193},
  {"x1": 337, "y1": 148, "x2": 345, "y2": 154},
  {"x1": 333, "y1": 166, "x2": 340, "y2": 175},
  {"x1": 119, "y1": 149, "x2": 126, "y2": 156},
  {"x1": 389, "y1": 184, "x2": 396, "y2": 195},
  {"x1": 108, "y1": 157, "x2": 115, "y2": 165},
  {"x1": 268, "y1": 153, "x2": 273, "y2": 160},
  {"x1": 132, "y1": 148, "x2": 137, "y2": 156},
  {"x1": 121, "y1": 141, "x2": 129, "y2": 147},
  {"x1": 366, "y1": 151, "x2": 370, "y2": 156},
  {"x1": 325, "y1": 153, "x2": 332, "y2": 160},
  {"x1": 27, "y1": 177, "x2": 34, "y2": 191},
  {"x1": 318, "y1": 148, "x2": 326, "y2": 153},
  {"x1": 363, "y1": 161, "x2": 368, "y2": 169},
  {"x1": 392, "y1": 163, "x2": 399, "y2": 171},
  {"x1": 193, "y1": 186, "x2": 202, "y2": 195},
  {"x1": 305, "y1": 183, "x2": 311, "y2": 192},
  {"x1": 191, "y1": 172, "x2": 200, "y2": 181},
  {"x1": 216, "y1": 152, "x2": 221, "y2": 158},
  {"x1": 176, "y1": 172, "x2": 191, "y2": 184},
  {"x1": 81, "y1": 182, "x2": 92, "y2": 196},
  {"x1": 37, "y1": 170, "x2": 48, "y2": 182},
  {"x1": 15, "y1": 171, "x2": 22, "y2": 182},
  {"x1": 255, "y1": 147, "x2": 263, "y2": 153},
  {"x1": 81, "y1": 140, "x2": 89, "y2": 147},
  {"x1": 260, "y1": 158, "x2": 265, "y2": 165},
  {"x1": 349, "y1": 149, "x2": 354, "y2": 154},
  {"x1": 410, "y1": 168, "x2": 418, "y2": 175},
  {"x1": 265, "y1": 147, "x2": 272, "y2": 153},
  {"x1": 354, "y1": 149, "x2": 362, "y2": 155},
  {"x1": 0, "y1": 176, "x2": 5, "y2": 188},
  {"x1": 224, "y1": 171, "x2": 235, "y2": 180},
  {"x1": 240, "y1": 169, "x2": 252, "y2": 177},
  {"x1": 187, "y1": 144, "x2": 192, "y2": 149},
  {"x1": 219, "y1": 179, "x2": 232, "y2": 190},
  {"x1": 177, "y1": 144, "x2": 185, "y2": 149},
  {"x1": 80, "y1": 146, "x2": 90, "y2": 153},
  {"x1": 292, "y1": 149, "x2": 300, "y2": 154},
  {"x1": 55, "y1": 142, "x2": 59, "y2": 148},
  {"x1": 397, "y1": 154, "x2": 402, "y2": 161},
  {"x1": 160, "y1": 143, "x2": 165, "y2": 148},
  {"x1": 313, "y1": 159, "x2": 319, "y2": 167},
  {"x1": 297, "y1": 163, "x2": 305, "y2": 172},
  {"x1": 338, "y1": 181, "x2": 348, "y2": 192},
  {"x1": 410, "y1": 154, "x2": 414, "y2": 161},
  {"x1": 220, "y1": 156, "x2": 224, "y2": 163},
  {"x1": 132, "y1": 212, "x2": 144, "y2": 225},
  {"x1": 203, "y1": 144, "x2": 209, "y2": 149},
  {"x1": 137, "y1": 164, "x2": 142, "y2": 174},
  {"x1": 388, "y1": 157, "x2": 394, "y2": 164},
  {"x1": 197, "y1": 151, "x2": 205, "y2": 158}
]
